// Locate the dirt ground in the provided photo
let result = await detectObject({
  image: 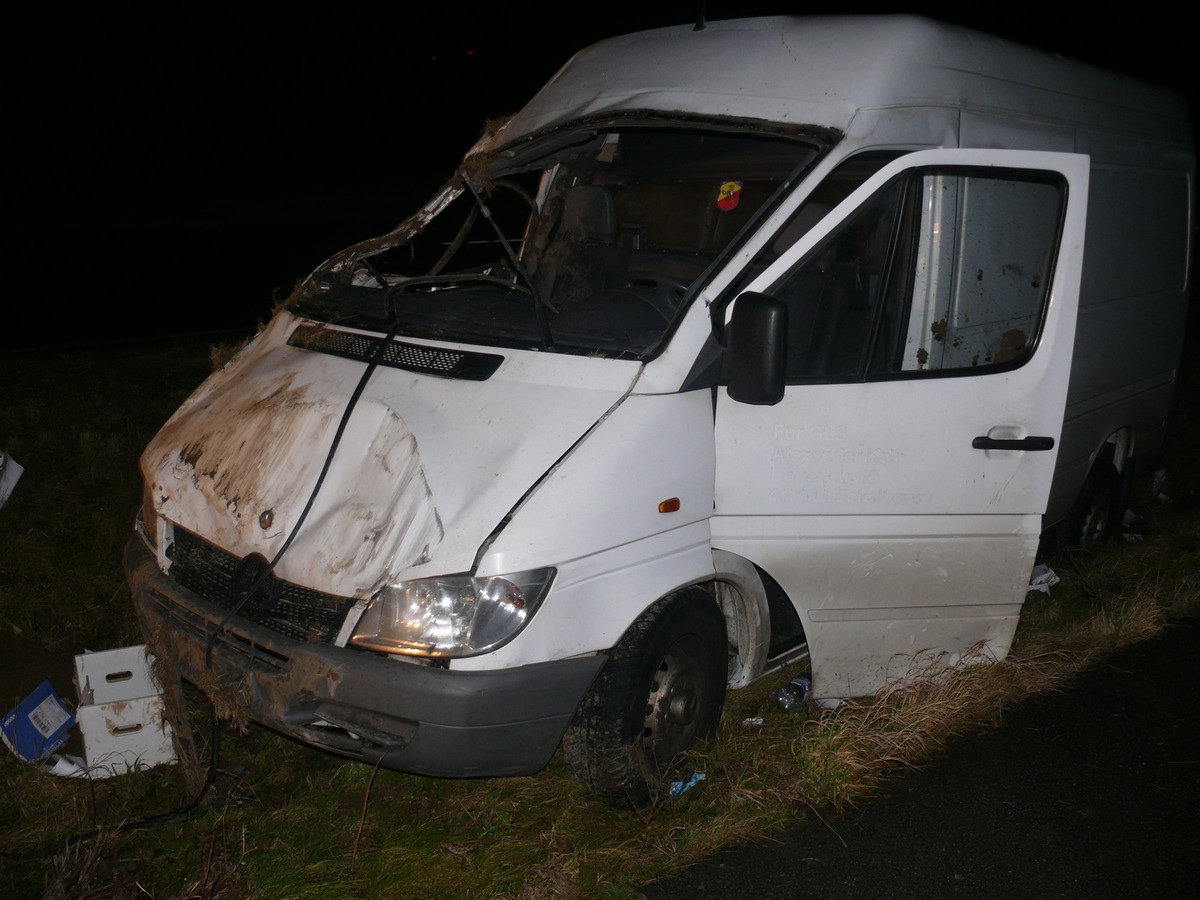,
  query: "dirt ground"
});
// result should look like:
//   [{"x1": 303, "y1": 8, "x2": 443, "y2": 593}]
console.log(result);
[{"x1": 644, "y1": 617, "x2": 1200, "y2": 899}]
